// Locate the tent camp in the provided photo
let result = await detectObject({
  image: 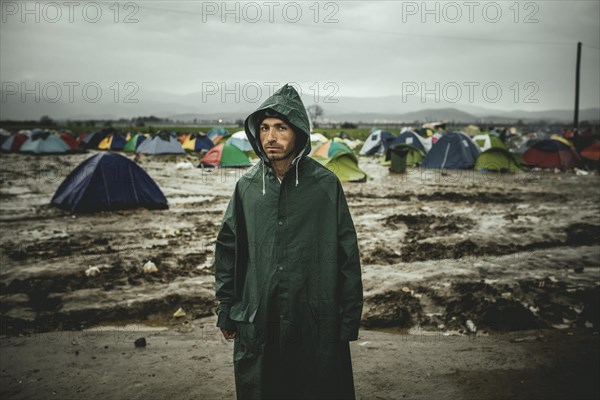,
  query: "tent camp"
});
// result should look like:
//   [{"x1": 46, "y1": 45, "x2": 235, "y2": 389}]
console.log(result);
[
  {"x1": 51, "y1": 153, "x2": 168, "y2": 213},
  {"x1": 523, "y1": 138, "x2": 580, "y2": 169},
  {"x1": 183, "y1": 134, "x2": 215, "y2": 152},
  {"x1": 226, "y1": 131, "x2": 253, "y2": 152},
  {"x1": 359, "y1": 130, "x2": 395, "y2": 155},
  {"x1": 421, "y1": 131, "x2": 480, "y2": 169},
  {"x1": 123, "y1": 133, "x2": 148, "y2": 153},
  {"x1": 98, "y1": 134, "x2": 127, "y2": 151},
  {"x1": 199, "y1": 143, "x2": 252, "y2": 167},
  {"x1": 312, "y1": 140, "x2": 367, "y2": 182},
  {"x1": 136, "y1": 135, "x2": 185, "y2": 155},
  {"x1": 20, "y1": 131, "x2": 70, "y2": 154}
]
